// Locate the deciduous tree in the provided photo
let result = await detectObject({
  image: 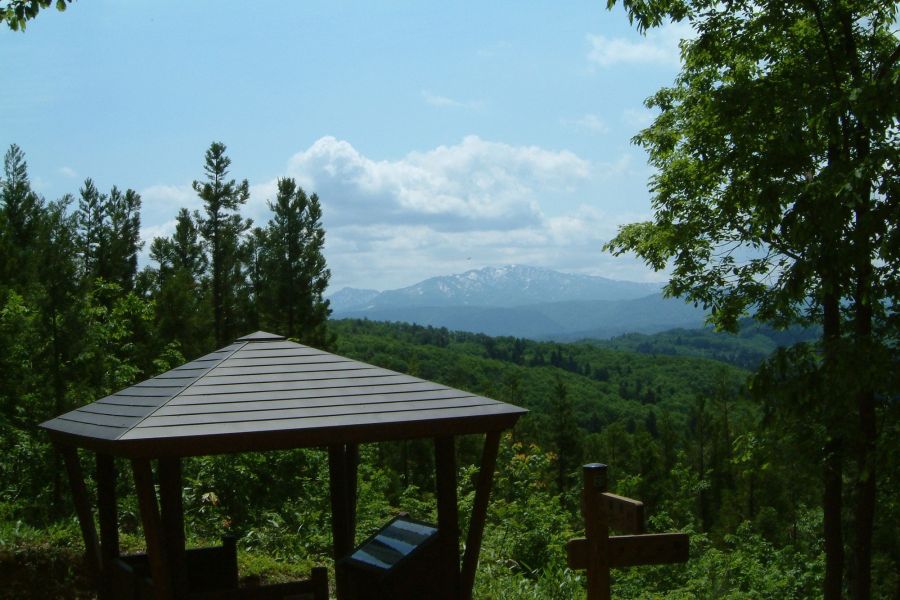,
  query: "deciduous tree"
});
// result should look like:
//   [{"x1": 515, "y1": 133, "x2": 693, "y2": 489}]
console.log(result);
[{"x1": 605, "y1": 2, "x2": 898, "y2": 597}]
